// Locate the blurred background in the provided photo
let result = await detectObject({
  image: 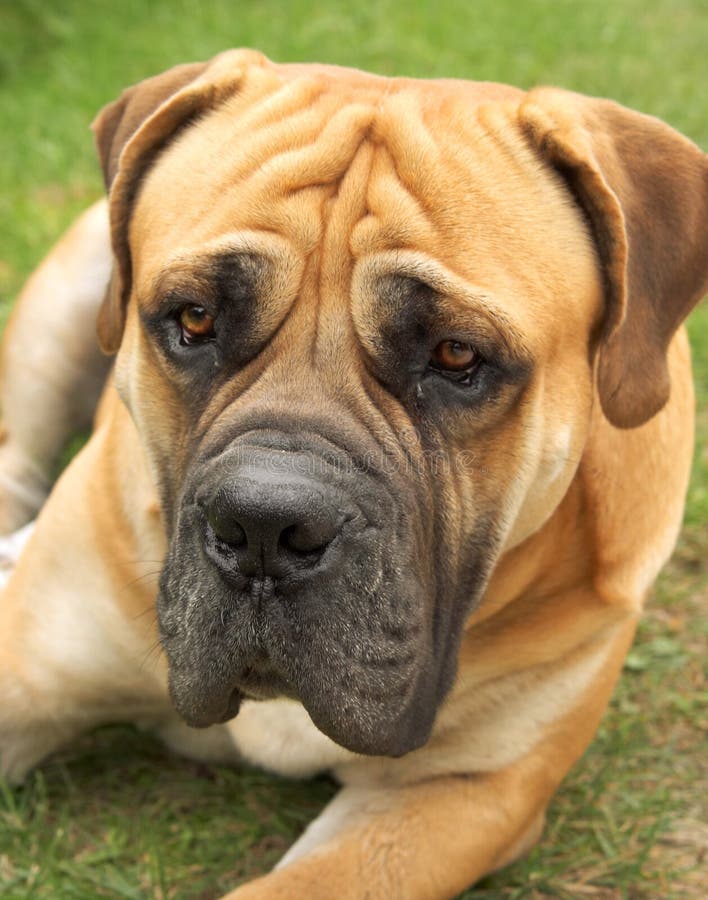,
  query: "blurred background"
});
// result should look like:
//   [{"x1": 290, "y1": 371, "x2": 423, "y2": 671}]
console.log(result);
[{"x1": 0, "y1": 1, "x2": 706, "y2": 897}]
